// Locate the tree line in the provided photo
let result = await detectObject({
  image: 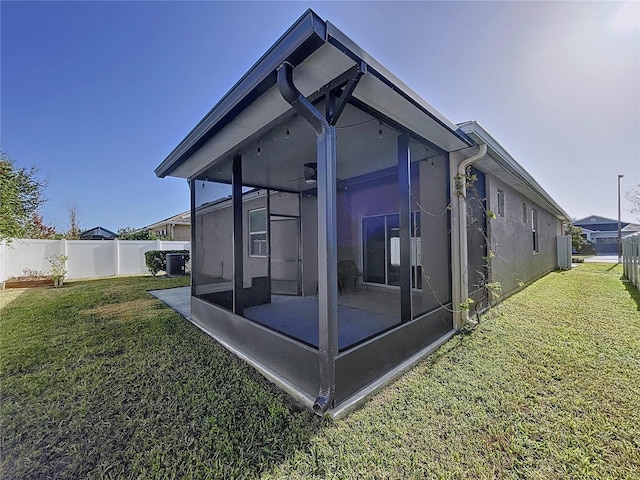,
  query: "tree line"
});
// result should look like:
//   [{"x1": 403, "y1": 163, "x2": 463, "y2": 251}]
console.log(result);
[
  {"x1": 1, "y1": 152, "x2": 169, "y2": 243},
  {"x1": 3, "y1": 151, "x2": 639, "y2": 244}
]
